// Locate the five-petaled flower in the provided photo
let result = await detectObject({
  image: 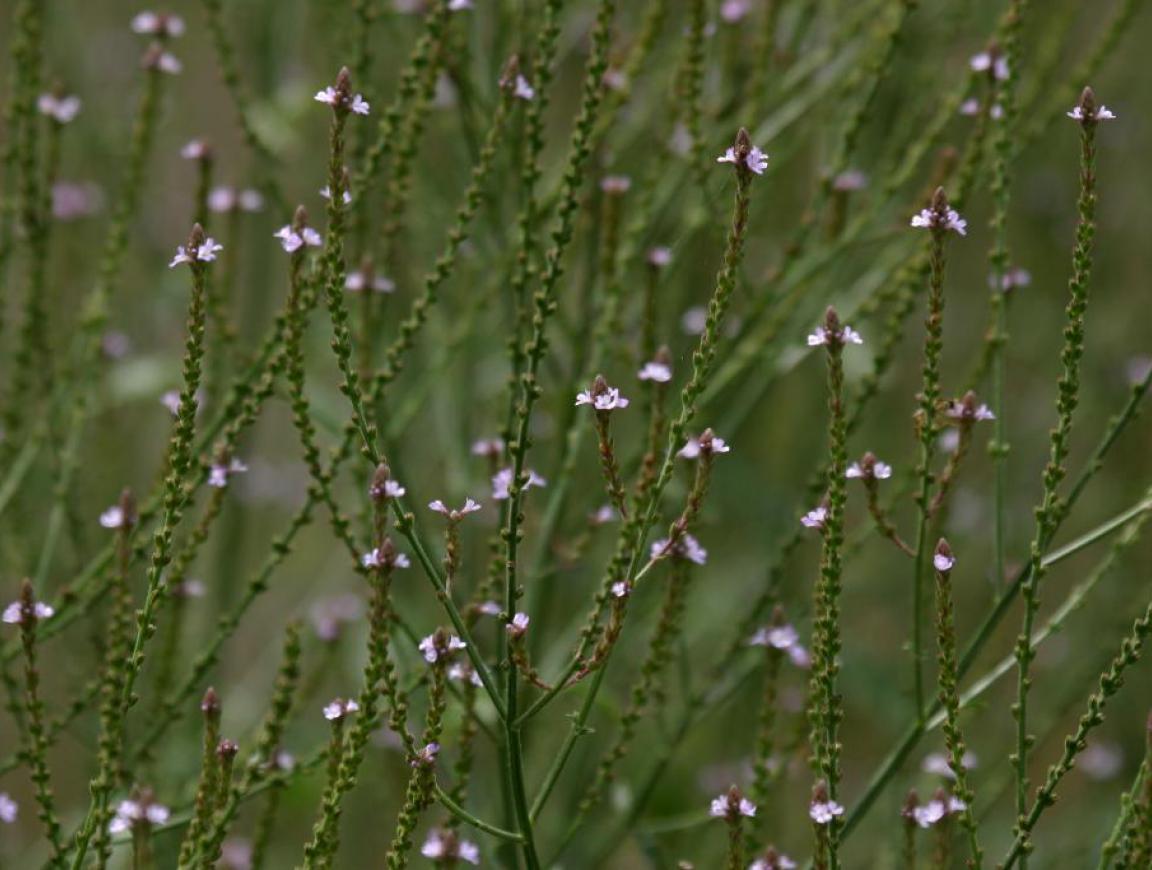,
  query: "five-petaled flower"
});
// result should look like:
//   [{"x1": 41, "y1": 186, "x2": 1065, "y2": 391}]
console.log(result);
[
  {"x1": 429, "y1": 498, "x2": 482, "y2": 521},
  {"x1": 323, "y1": 698, "x2": 360, "y2": 721}
]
